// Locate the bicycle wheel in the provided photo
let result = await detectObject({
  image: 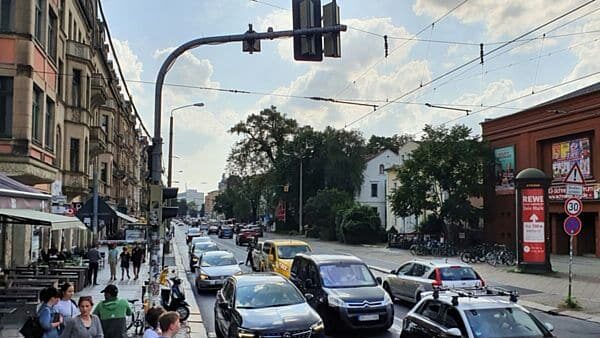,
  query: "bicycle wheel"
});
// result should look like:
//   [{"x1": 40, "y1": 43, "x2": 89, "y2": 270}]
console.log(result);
[{"x1": 125, "y1": 312, "x2": 135, "y2": 330}]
